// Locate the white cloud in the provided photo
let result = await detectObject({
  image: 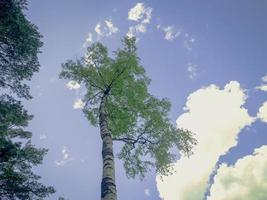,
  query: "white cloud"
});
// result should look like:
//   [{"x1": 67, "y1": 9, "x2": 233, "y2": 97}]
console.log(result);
[
  {"x1": 256, "y1": 74, "x2": 267, "y2": 91},
  {"x1": 83, "y1": 32, "x2": 93, "y2": 48},
  {"x1": 187, "y1": 63, "x2": 197, "y2": 79},
  {"x1": 95, "y1": 23, "x2": 102, "y2": 36},
  {"x1": 127, "y1": 3, "x2": 152, "y2": 38},
  {"x1": 128, "y1": 3, "x2": 152, "y2": 24},
  {"x1": 261, "y1": 74, "x2": 267, "y2": 82},
  {"x1": 66, "y1": 81, "x2": 81, "y2": 90},
  {"x1": 184, "y1": 33, "x2": 196, "y2": 51},
  {"x1": 156, "y1": 81, "x2": 254, "y2": 200},
  {"x1": 208, "y1": 145, "x2": 267, "y2": 200},
  {"x1": 55, "y1": 146, "x2": 74, "y2": 166},
  {"x1": 163, "y1": 26, "x2": 182, "y2": 41},
  {"x1": 128, "y1": 3, "x2": 144, "y2": 21},
  {"x1": 257, "y1": 85, "x2": 267, "y2": 91},
  {"x1": 94, "y1": 19, "x2": 119, "y2": 38},
  {"x1": 73, "y1": 98, "x2": 85, "y2": 109},
  {"x1": 257, "y1": 101, "x2": 267, "y2": 123},
  {"x1": 105, "y1": 20, "x2": 119, "y2": 35},
  {"x1": 127, "y1": 23, "x2": 146, "y2": 38},
  {"x1": 156, "y1": 24, "x2": 182, "y2": 41},
  {"x1": 144, "y1": 188, "x2": 151, "y2": 197}
]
